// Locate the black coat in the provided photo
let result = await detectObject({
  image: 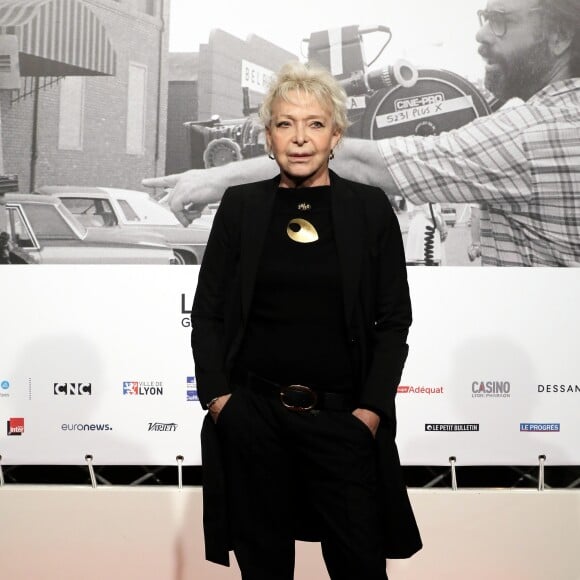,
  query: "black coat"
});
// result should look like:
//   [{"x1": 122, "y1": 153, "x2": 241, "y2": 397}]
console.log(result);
[{"x1": 192, "y1": 171, "x2": 422, "y2": 566}]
